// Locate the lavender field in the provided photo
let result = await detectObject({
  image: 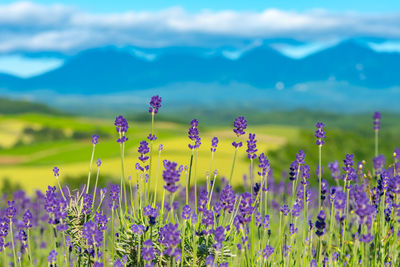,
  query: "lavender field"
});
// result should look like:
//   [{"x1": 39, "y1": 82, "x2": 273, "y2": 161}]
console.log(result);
[{"x1": 0, "y1": 96, "x2": 398, "y2": 267}]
